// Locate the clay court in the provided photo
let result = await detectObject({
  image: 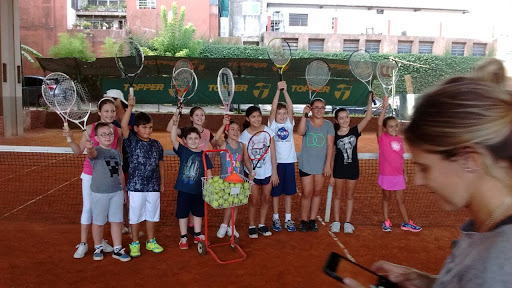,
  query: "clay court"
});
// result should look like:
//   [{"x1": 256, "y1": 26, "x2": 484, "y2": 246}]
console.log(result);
[{"x1": 0, "y1": 123, "x2": 469, "y2": 287}]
